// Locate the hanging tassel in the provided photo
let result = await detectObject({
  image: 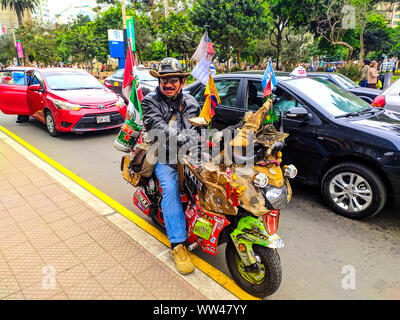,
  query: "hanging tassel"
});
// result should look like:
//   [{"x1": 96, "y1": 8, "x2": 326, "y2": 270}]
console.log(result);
[
  {"x1": 226, "y1": 181, "x2": 231, "y2": 200},
  {"x1": 232, "y1": 187, "x2": 239, "y2": 207},
  {"x1": 226, "y1": 167, "x2": 232, "y2": 200},
  {"x1": 138, "y1": 131, "x2": 143, "y2": 144}
]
